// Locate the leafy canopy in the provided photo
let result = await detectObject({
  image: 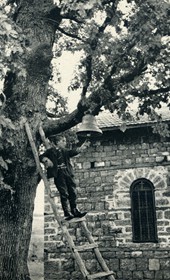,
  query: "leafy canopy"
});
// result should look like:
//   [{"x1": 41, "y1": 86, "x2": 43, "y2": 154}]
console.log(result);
[
  {"x1": 0, "y1": 0, "x2": 170, "y2": 120},
  {"x1": 51, "y1": 0, "x2": 170, "y2": 118}
]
